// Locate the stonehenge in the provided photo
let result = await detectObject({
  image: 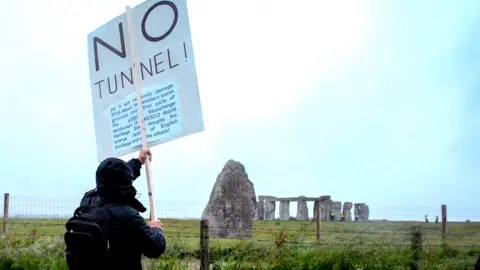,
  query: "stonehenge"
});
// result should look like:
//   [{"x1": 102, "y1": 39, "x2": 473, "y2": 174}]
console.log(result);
[
  {"x1": 202, "y1": 159, "x2": 370, "y2": 241},
  {"x1": 257, "y1": 195, "x2": 369, "y2": 221},
  {"x1": 313, "y1": 195, "x2": 331, "y2": 220},
  {"x1": 354, "y1": 203, "x2": 370, "y2": 221},
  {"x1": 256, "y1": 196, "x2": 265, "y2": 220},
  {"x1": 343, "y1": 202, "x2": 353, "y2": 221},
  {"x1": 331, "y1": 201, "x2": 342, "y2": 221},
  {"x1": 279, "y1": 201, "x2": 290, "y2": 220},
  {"x1": 297, "y1": 196, "x2": 309, "y2": 220},
  {"x1": 263, "y1": 196, "x2": 276, "y2": 220}
]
